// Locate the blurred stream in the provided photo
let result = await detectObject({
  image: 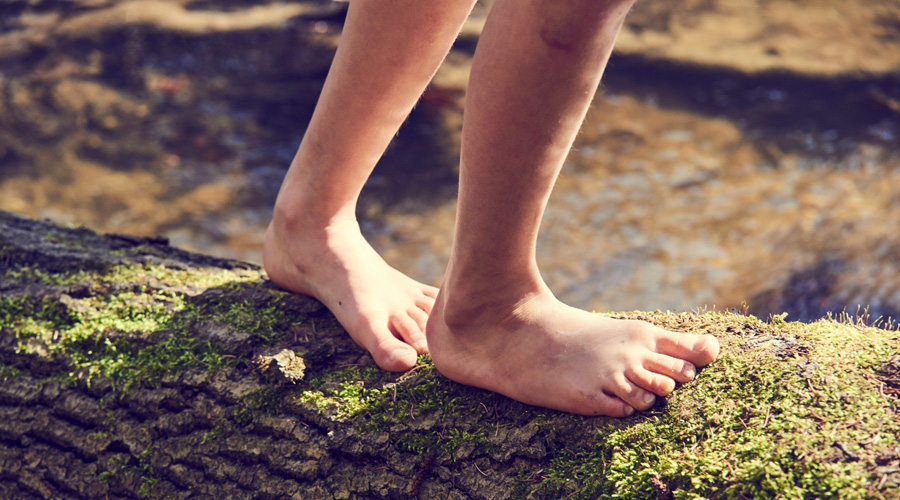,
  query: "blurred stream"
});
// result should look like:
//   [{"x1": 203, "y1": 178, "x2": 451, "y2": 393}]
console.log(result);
[{"x1": 2, "y1": 0, "x2": 899, "y2": 322}]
